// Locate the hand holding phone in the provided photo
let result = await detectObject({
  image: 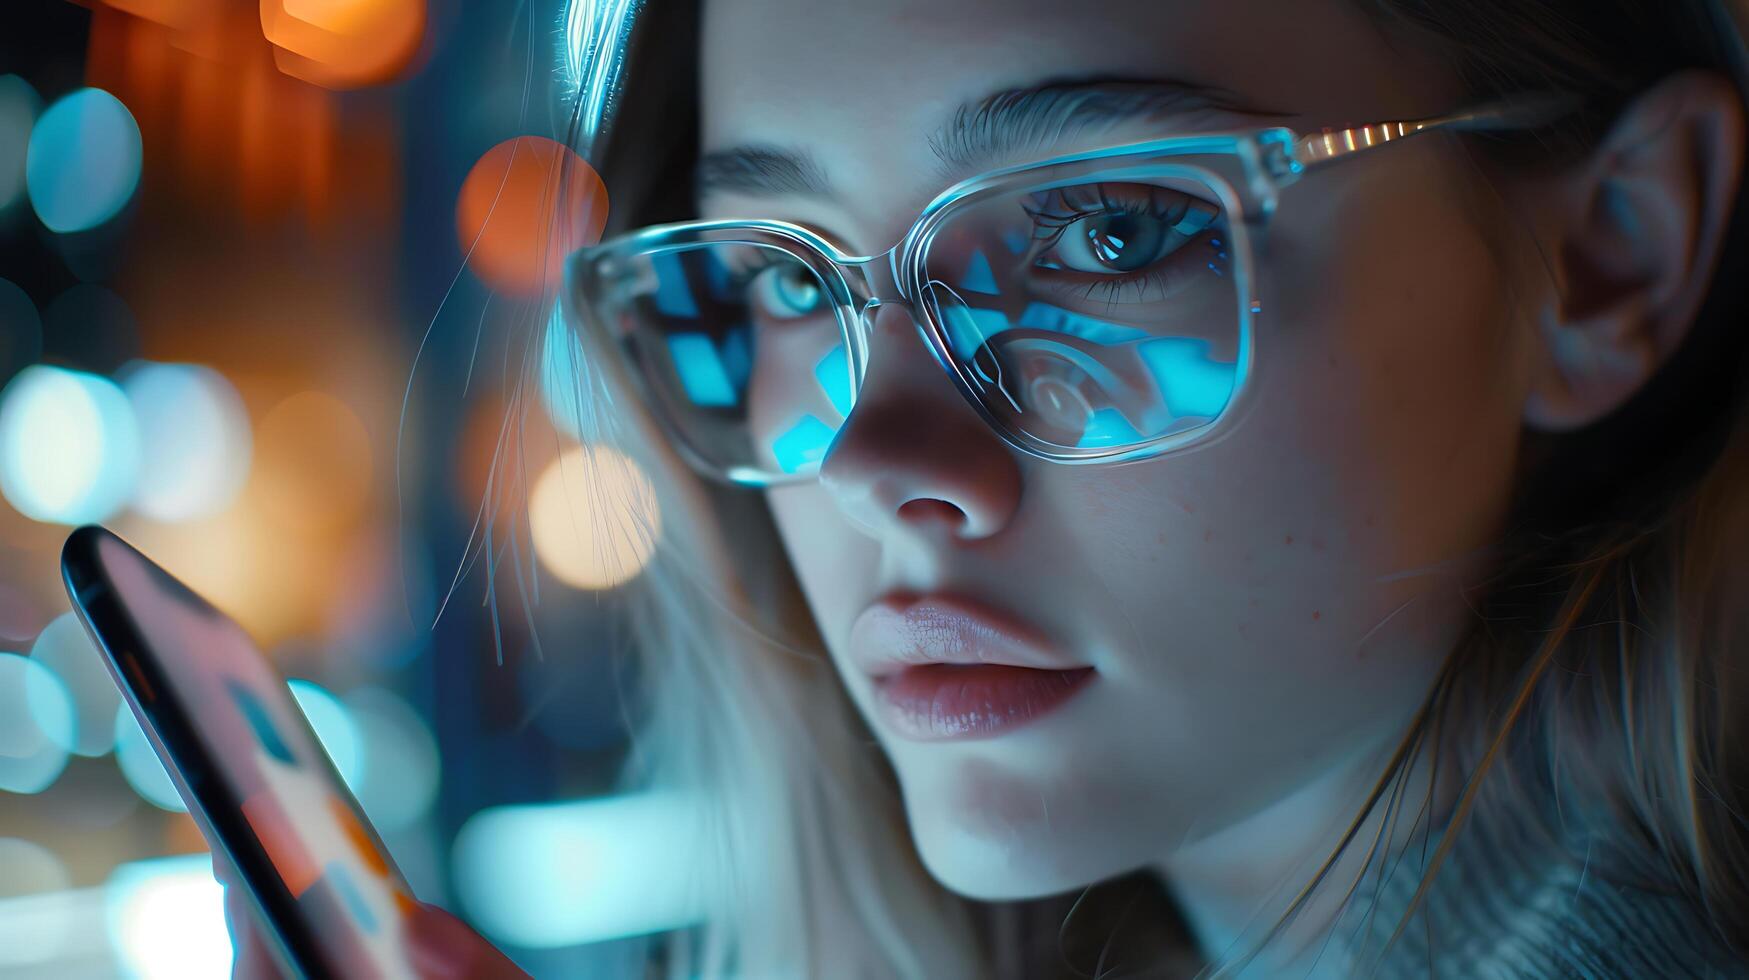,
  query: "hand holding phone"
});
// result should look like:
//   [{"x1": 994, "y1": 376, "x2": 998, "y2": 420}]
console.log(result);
[
  {"x1": 61, "y1": 526, "x2": 526, "y2": 980},
  {"x1": 217, "y1": 856, "x2": 526, "y2": 980}
]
